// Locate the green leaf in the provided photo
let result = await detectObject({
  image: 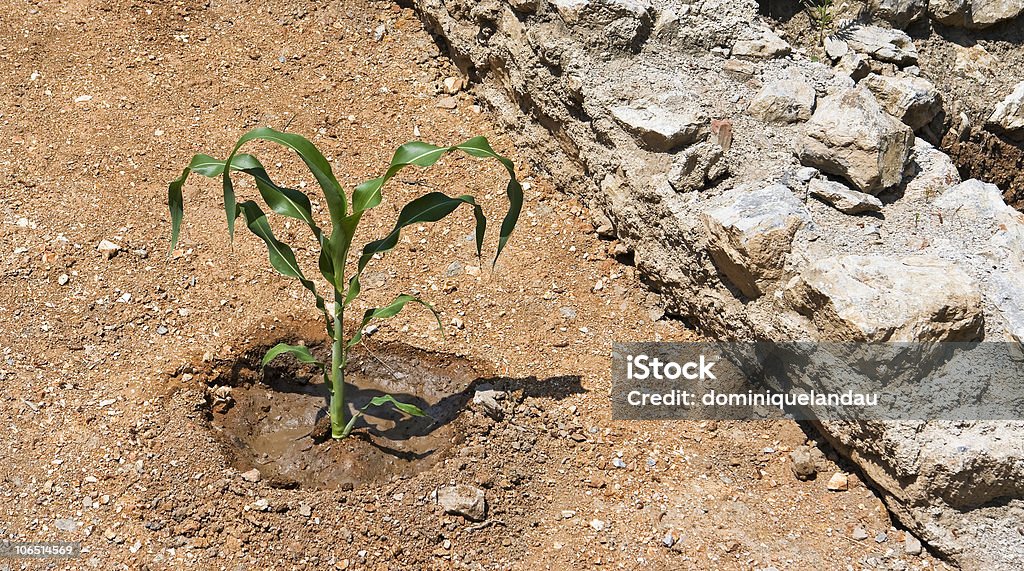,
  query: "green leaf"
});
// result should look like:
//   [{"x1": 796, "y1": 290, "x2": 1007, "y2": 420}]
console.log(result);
[
  {"x1": 355, "y1": 192, "x2": 485, "y2": 278},
  {"x1": 168, "y1": 154, "x2": 234, "y2": 253},
  {"x1": 351, "y1": 141, "x2": 449, "y2": 214},
  {"x1": 453, "y1": 136, "x2": 524, "y2": 263},
  {"x1": 347, "y1": 293, "x2": 442, "y2": 347},
  {"x1": 223, "y1": 127, "x2": 347, "y2": 241},
  {"x1": 262, "y1": 343, "x2": 324, "y2": 369},
  {"x1": 363, "y1": 394, "x2": 427, "y2": 417},
  {"x1": 342, "y1": 135, "x2": 522, "y2": 308},
  {"x1": 236, "y1": 201, "x2": 334, "y2": 337},
  {"x1": 168, "y1": 153, "x2": 267, "y2": 252}
]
